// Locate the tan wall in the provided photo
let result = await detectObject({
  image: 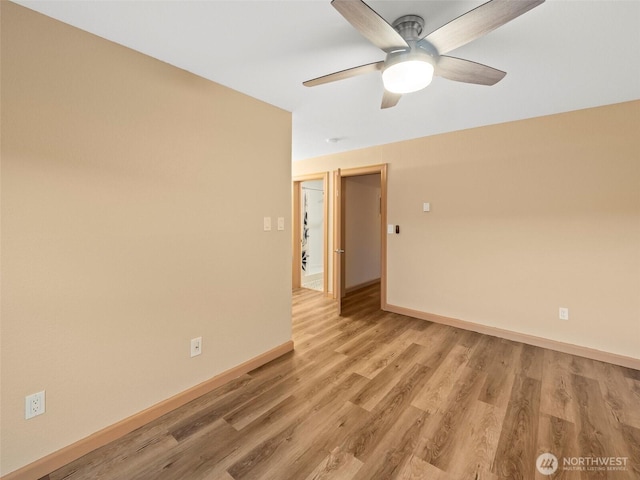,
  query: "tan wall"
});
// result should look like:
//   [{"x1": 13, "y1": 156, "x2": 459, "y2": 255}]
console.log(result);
[
  {"x1": 345, "y1": 174, "x2": 381, "y2": 289},
  {"x1": 0, "y1": 3, "x2": 292, "y2": 475},
  {"x1": 293, "y1": 101, "x2": 640, "y2": 361}
]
